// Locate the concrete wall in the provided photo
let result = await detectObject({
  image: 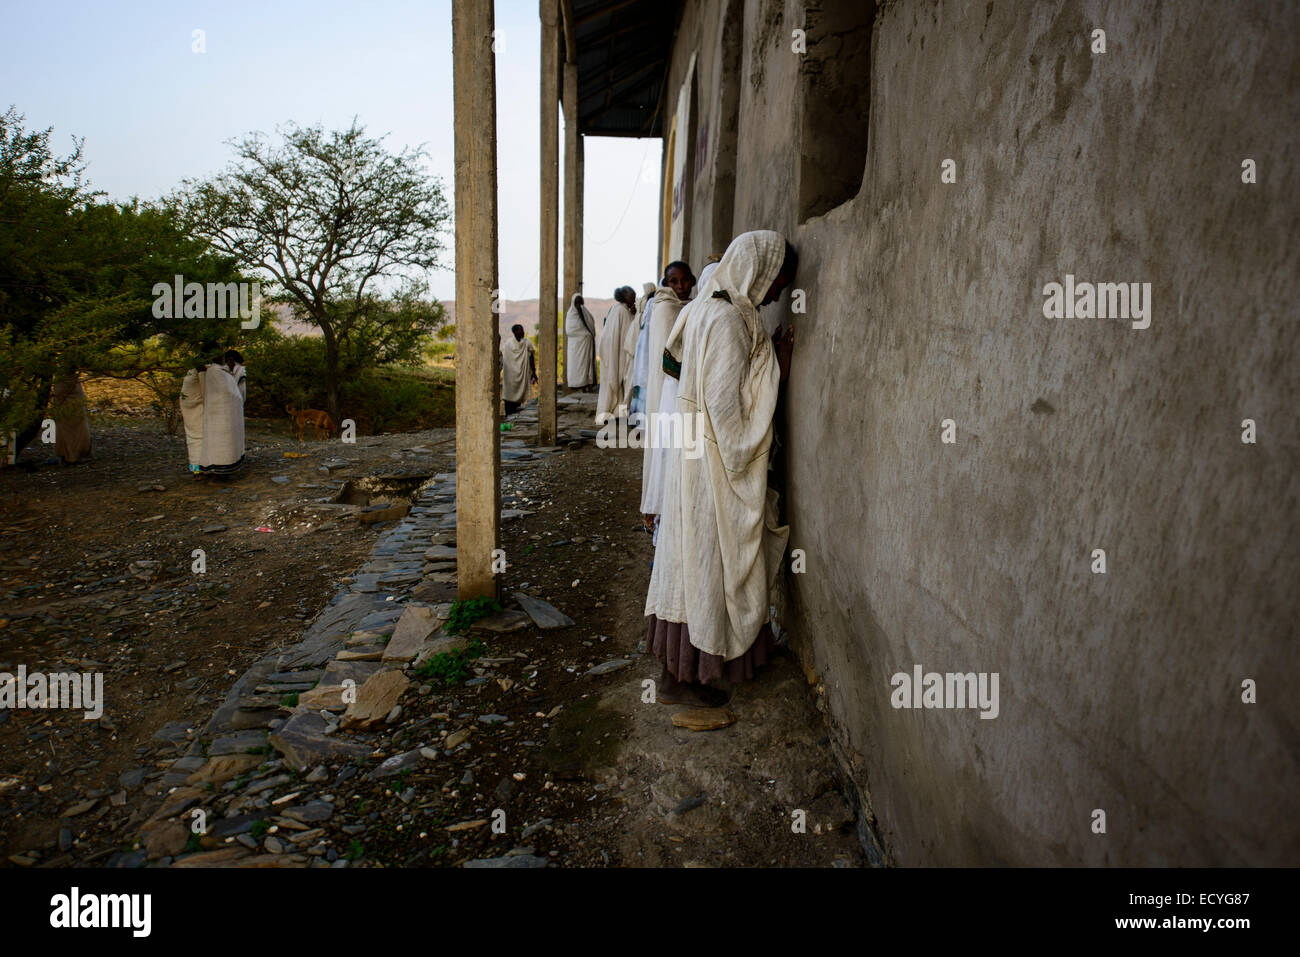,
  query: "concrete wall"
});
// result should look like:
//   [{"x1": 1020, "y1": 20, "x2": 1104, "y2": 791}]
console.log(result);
[{"x1": 659, "y1": 0, "x2": 1299, "y2": 865}]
